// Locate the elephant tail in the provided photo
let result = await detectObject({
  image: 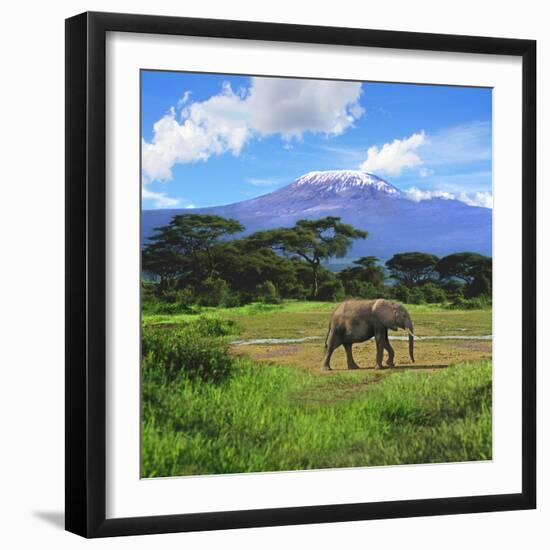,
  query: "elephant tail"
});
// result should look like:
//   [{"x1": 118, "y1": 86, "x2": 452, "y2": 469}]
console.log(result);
[
  {"x1": 408, "y1": 331, "x2": 415, "y2": 363},
  {"x1": 324, "y1": 323, "x2": 331, "y2": 349}
]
